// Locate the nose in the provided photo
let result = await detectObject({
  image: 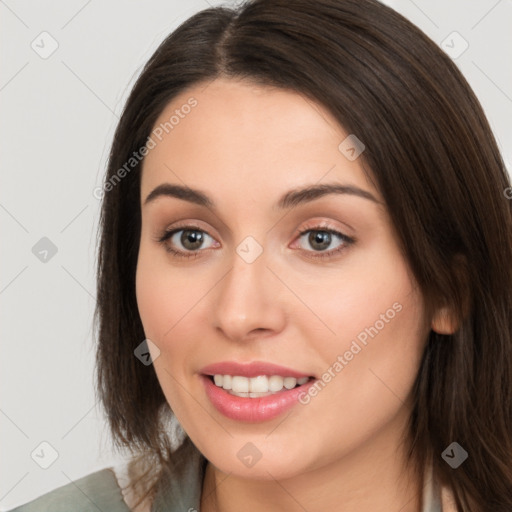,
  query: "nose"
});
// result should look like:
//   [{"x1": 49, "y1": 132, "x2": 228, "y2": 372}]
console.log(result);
[{"x1": 211, "y1": 245, "x2": 287, "y2": 343}]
